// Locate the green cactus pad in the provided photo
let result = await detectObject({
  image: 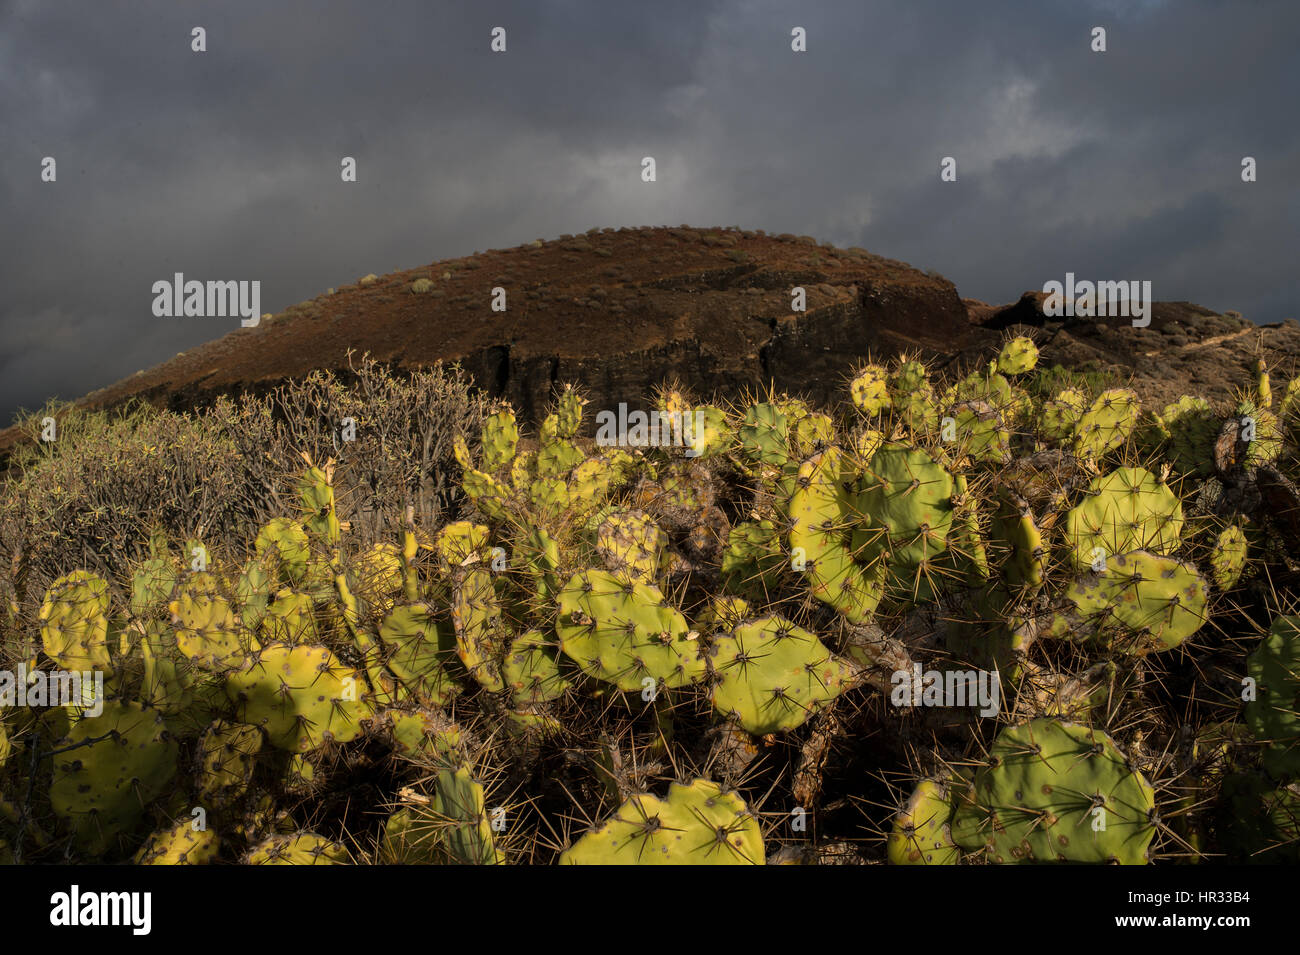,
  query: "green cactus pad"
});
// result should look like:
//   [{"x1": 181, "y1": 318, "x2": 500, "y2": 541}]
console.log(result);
[
  {"x1": 708, "y1": 615, "x2": 855, "y2": 734},
  {"x1": 554, "y1": 384, "x2": 586, "y2": 439},
  {"x1": 504, "y1": 630, "x2": 571, "y2": 705},
  {"x1": 560, "y1": 778, "x2": 764, "y2": 865},
  {"x1": 1245, "y1": 615, "x2": 1300, "y2": 778},
  {"x1": 462, "y1": 469, "x2": 511, "y2": 520},
  {"x1": 170, "y1": 590, "x2": 255, "y2": 671},
  {"x1": 254, "y1": 518, "x2": 310, "y2": 583},
  {"x1": 788, "y1": 447, "x2": 887, "y2": 624},
  {"x1": 136, "y1": 818, "x2": 220, "y2": 865},
  {"x1": 849, "y1": 364, "x2": 891, "y2": 416},
  {"x1": 1049, "y1": 550, "x2": 1209, "y2": 653},
  {"x1": 296, "y1": 465, "x2": 341, "y2": 545},
  {"x1": 379, "y1": 604, "x2": 459, "y2": 706},
  {"x1": 450, "y1": 567, "x2": 509, "y2": 692},
  {"x1": 951, "y1": 718, "x2": 1156, "y2": 864},
  {"x1": 245, "y1": 832, "x2": 349, "y2": 865},
  {"x1": 39, "y1": 570, "x2": 113, "y2": 674},
  {"x1": 435, "y1": 521, "x2": 491, "y2": 571},
  {"x1": 260, "y1": 589, "x2": 319, "y2": 645},
  {"x1": 888, "y1": 779, "x2": 960, "y2": 865},
  {"x1": 1038, "y1": 388, "x2": 1087, "y2": 445},
  {"x1": 595, "y1": 509, "x2": 664, "y2": 581},
  {"x1": 480, "y1": 408, "x2": 520, "y2": 472},
  {"x1": 888, "y1": 359, "x2": 939, "y2": 433},
  {"x1": 1063, "y1": 467, "x2": 1184, "y2": 571},
  {"x1": 536, "y1": 438, "x2": 584, "y2": 479},
  {"x1": 1209, "y1": 524, "x2": 1248, "y2": 590},
  {"x1": 853, "y1": 442, "x2": 955, "y2": 568},
  {"x1": 131, "y1": 556, "x2": 179, "y2": 618},
  {"x1": 721, "y1": 519, "x2": 787, "y2": 598},
  {"x1": 1072, "y1": 389, "x2": 1140, "y2": 460},
  {"x1": 737, "y1": 402, "x2": 790, "y2": 467},
  {"x1": 49, "y1": 700, "x2": 179, "y2": 855},
  {"x1": 196, "y1": 719, "x2": 262, "y2": 806},
  {"x1": 432, "y1": 766, "x2": 505, "y2": 865},
  {"x1": 555, "y1": 569, "x2": 705, "y2": 692},
  {"x1": 997, "y1": 336, "x2": 1039, "y2": 376},
  {"x1": 225, "y1": 643, "x2": 371, "y2": 752},
  {"x1": 1154, "y1": 396, "x2": 1218, "y2": 477}
]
